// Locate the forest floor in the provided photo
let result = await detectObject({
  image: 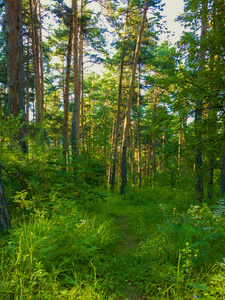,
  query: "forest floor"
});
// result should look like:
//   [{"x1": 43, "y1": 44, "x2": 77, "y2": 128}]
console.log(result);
[
  {"x1": 1, "y1": 186, "x2": 225, "y2": 299},
  {"x1": 85, "y1": 188, "x2": 225, "y2": 300},
  {"x1": 100, "y1": 199, "x2": 155, "y2": 300},
  {"x1": 114, "y1": 214, "x2": 142, "y2": 299}
]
